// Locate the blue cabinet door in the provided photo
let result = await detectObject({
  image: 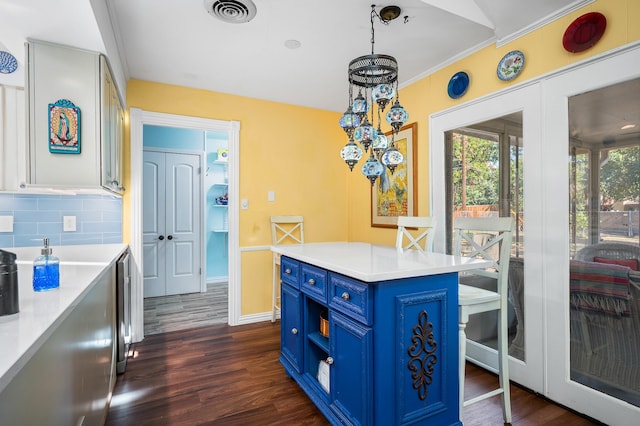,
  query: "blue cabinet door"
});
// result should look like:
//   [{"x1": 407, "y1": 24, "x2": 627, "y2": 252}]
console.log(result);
[
  {"x1": 330, "y1": 311, "x2": 373, "y2": 425},
  {"x1": 281, "y1": 283, "x2": 303, "y2": 372}
]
